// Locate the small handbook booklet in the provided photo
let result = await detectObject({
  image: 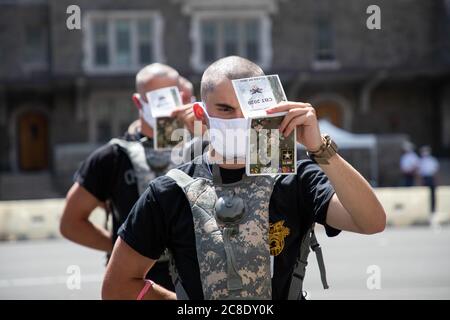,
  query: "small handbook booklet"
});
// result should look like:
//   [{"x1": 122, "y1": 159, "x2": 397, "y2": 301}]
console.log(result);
[
  {"x1": 232, "y1": 75, "x2": 297, "y2": 176},
  {"x1": 146, "y1": 86, "x2": 184, "y2": 150}
]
